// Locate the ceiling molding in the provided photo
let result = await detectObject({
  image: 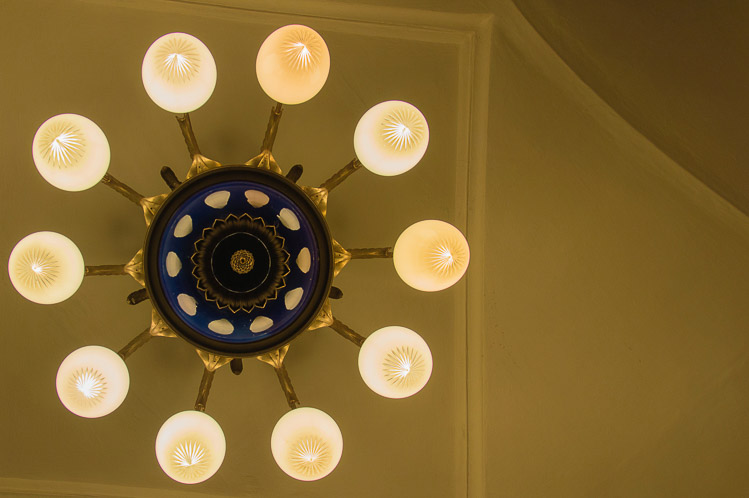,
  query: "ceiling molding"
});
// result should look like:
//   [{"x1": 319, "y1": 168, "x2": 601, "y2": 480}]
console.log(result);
[
  {"x1": 501, "y1": 0, "x2": 749, "y2": 237},
  {"x1": 458, "y1": 16, "x2": 492, "y2": 498},
  {"x1": 81, "y1": 0, "x2": 479, "y2": 43},
  {"x1": 0, "y1": 477, "x2": 236, "y2": 498}
]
